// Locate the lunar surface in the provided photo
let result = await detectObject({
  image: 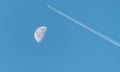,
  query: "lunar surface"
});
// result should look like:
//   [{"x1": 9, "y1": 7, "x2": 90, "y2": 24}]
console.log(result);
[{"x1": 34, "y1": 26, "x2": 47, "y2": 43}]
